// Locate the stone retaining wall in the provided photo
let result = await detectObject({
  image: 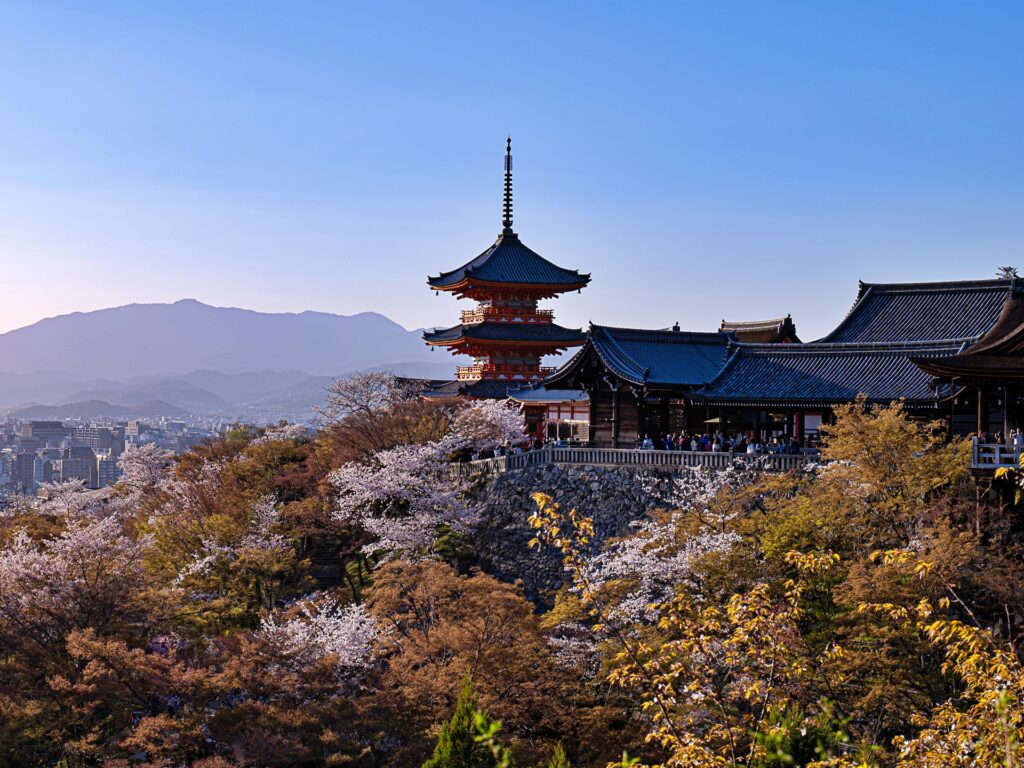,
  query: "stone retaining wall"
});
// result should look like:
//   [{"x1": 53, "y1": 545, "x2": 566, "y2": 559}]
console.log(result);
[{"x1": 470, "y1": 463, "x2": 678, "y2": 601}]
